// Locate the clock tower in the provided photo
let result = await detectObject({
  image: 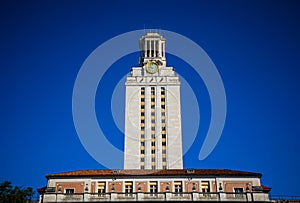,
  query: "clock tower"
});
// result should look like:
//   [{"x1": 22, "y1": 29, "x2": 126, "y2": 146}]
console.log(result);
[{"x1": 124, "y1": 32, "x2": 183, "y2": 170}]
